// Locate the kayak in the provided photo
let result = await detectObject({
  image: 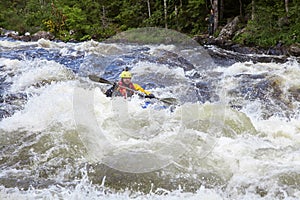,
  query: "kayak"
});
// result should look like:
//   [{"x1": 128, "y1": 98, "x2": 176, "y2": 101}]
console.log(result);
[
  {"x1": 89, "y1": 74, "x2": 178, "y2": 106},
  {"x1": 141, "y1": 100, "x2": 176, "y2": 112}
]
